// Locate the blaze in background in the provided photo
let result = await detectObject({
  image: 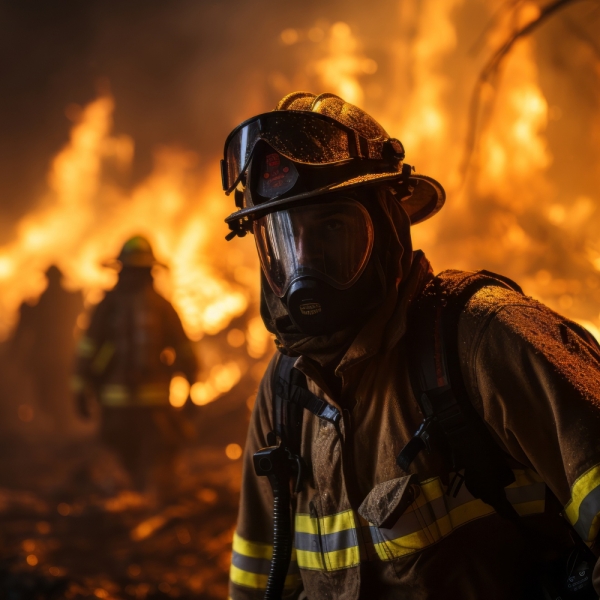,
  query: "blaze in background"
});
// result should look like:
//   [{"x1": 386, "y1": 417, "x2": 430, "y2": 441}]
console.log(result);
[
  {"x1": 0, "y1": 95, "x2": 255, "y2": 343},
  {"x1": 1, "y1": 0, "x2": 600, "y2": 380}
]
